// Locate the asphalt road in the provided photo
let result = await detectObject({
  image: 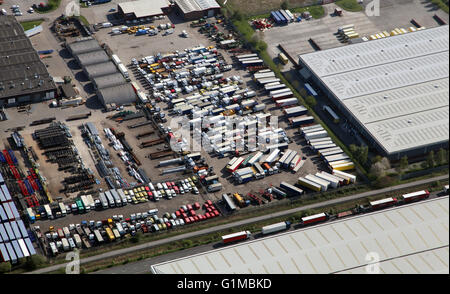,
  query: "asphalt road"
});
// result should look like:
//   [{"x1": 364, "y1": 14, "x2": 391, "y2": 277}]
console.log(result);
[{"x1": 29, "y1": 174, "x2": 449, "y2": 274}]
